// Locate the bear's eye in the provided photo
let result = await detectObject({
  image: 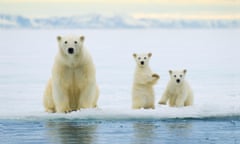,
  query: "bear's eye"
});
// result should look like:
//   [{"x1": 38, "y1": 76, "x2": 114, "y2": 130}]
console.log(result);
[
  {"x1": 174, "y1": 75, "x2": 176, "y2": 78},
  {"x1": 180, "y1": 75, "x2": 183, "y2": 77},
  {"x1": 144, "y1": 57, "x2": 147, "y2": 60},
  {"x1": 138, "y1": 57, "x2": 141, "y2": 60},
  {"x1": 64, "y1": 41, "x2": 68, "y2": 44},
  {"x1": 74, "y1": 41, "x2": 78, "y2": 44}
]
